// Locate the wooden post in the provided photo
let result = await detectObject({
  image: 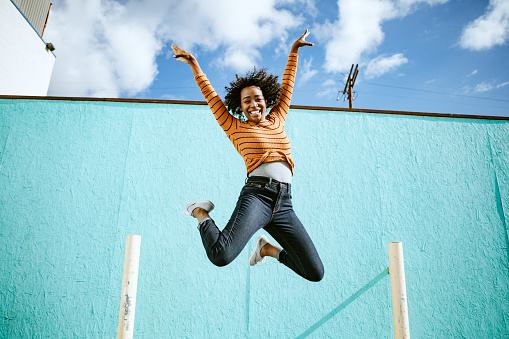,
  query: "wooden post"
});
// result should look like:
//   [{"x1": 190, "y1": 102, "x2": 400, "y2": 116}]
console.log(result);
[
  {"x1": 117, "y1": 235, "x2": 141, "y2": 339},
  {"x1": 348, "y1": 77, "x2": 353, "y2": 109},
  {"x1": 388, "y1": 242, "x2": 410, "y2": 339}
]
